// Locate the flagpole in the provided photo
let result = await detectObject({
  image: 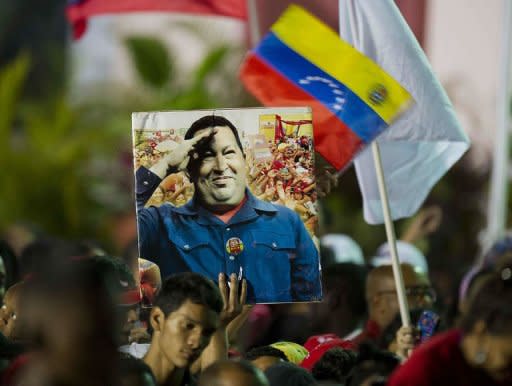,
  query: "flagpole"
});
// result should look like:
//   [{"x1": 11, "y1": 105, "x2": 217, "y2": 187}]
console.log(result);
[
  {"x1": 338, "y1": 0, "x2": 410, "y2": 327},
  {"x1": 484, "y1": 0, "x2": 512, "y2": 255},
  {"x1": 247, "y1": 0, "x2": 260, "y2": 47},
  {"x1": 371, "y1": 142, "x2": 411, "y2": 327}
]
